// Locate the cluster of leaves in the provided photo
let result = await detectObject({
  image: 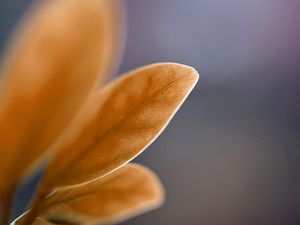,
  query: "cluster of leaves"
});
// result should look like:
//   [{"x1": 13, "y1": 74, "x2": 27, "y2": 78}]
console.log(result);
[{"x1": 0, "y1": 0, "x2": 199, "y2": 225}]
